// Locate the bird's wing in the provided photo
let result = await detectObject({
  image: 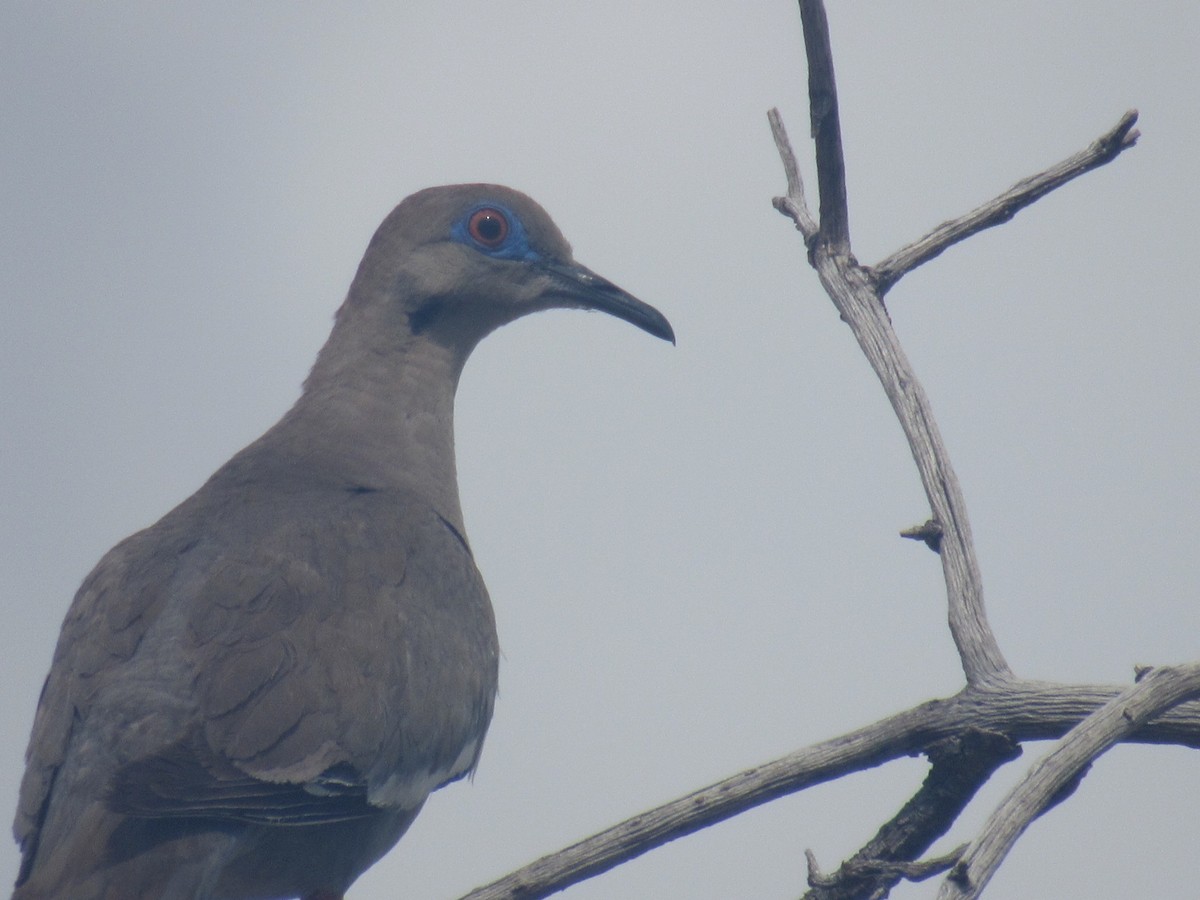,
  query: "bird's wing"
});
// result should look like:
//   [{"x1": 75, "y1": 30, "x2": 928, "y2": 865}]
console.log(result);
[
  {"x1": 16, "y1": 486, "x2": 497, "y2": 868},
  {"x1": 179, "y1": 489, "x2": 497, "y2": 812},
  {"x1": 13, "y1": 514, "x2": 189, "y2": 873},
  {"x1": 108, "y1": 739, "x2": 377, "y2": 826}
]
